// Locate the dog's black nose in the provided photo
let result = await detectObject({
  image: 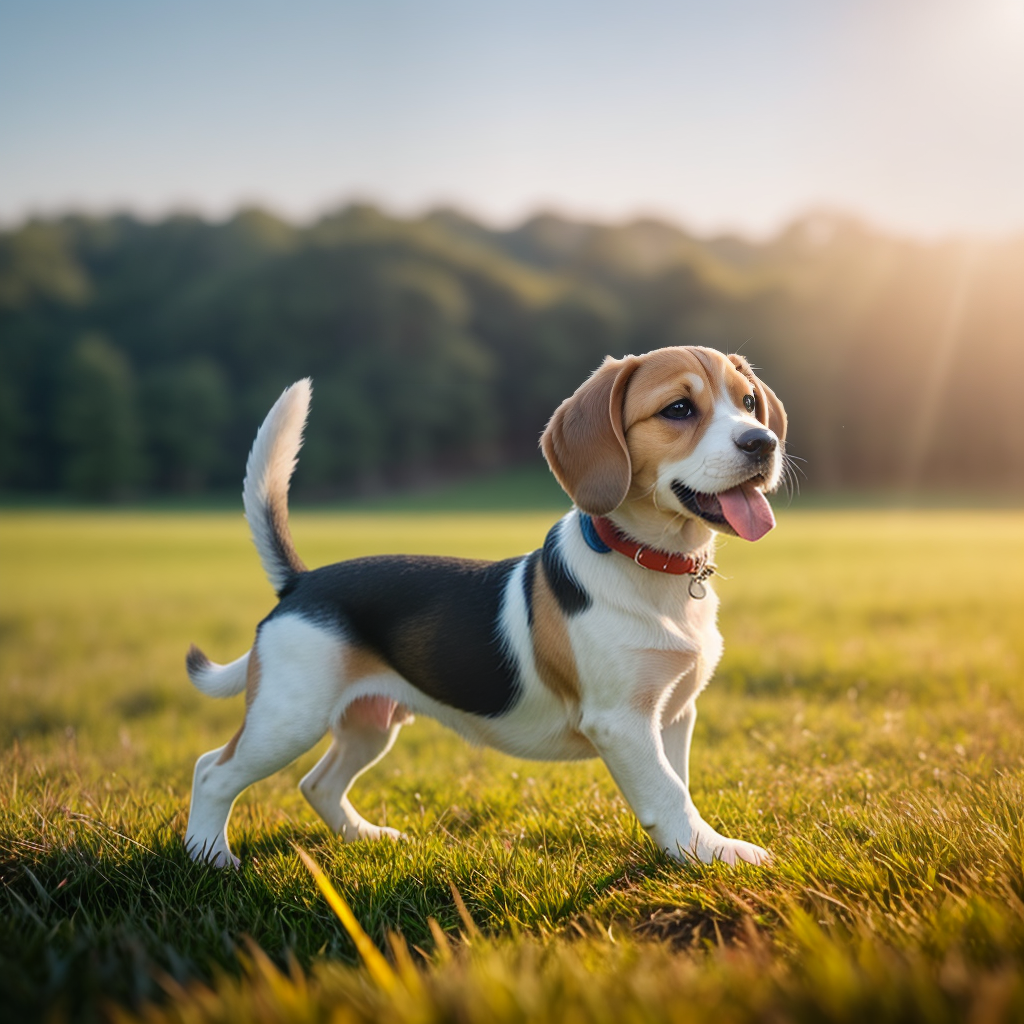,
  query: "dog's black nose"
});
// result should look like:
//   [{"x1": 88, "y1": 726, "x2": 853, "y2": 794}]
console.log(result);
[{"x1": 735, "y1": 428, "x2": 777, "y2": 457}]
